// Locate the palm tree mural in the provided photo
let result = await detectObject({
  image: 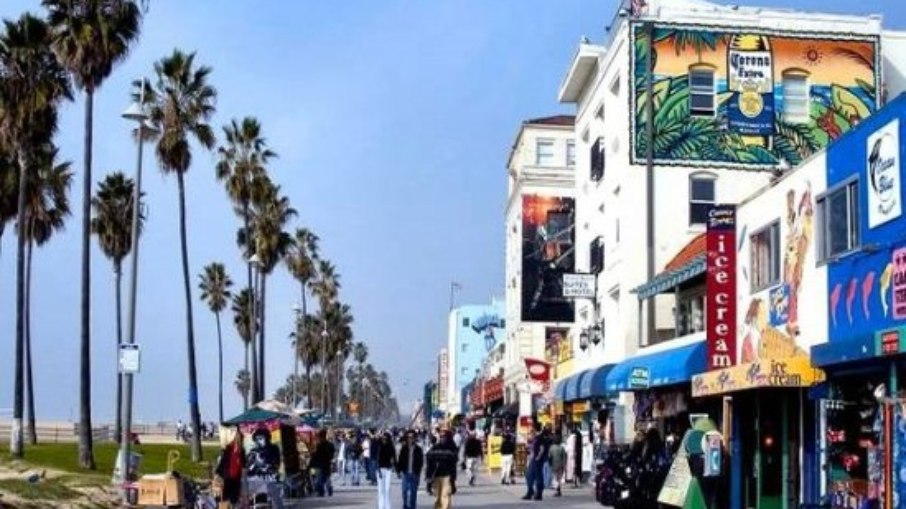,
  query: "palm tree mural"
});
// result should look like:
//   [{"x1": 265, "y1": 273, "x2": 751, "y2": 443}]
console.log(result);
[
  {"x1": 44, "y1": 0, "x2": 142, "y2": 469},
  {"x1": 0, "y1": 13, "x2": 72, "y2": 459},
  {"x1": 147, "y1": 49, "x2": 217, "y2": 462},
  {"x1": 215, "y1": 116, "x2": 275, "y2": 404},
  {"x1": 91, "y1": 171, "x2": 141, "y2": 440},
  {"x1": 231, "y1": 288, "x2": 254, "y2": 410},
  {"x1": 198, "y1": 263, "x2": 233, "y2": 423},
  {"x1": 24, "y1": 146, "x2": 72, "y2": 444}
]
